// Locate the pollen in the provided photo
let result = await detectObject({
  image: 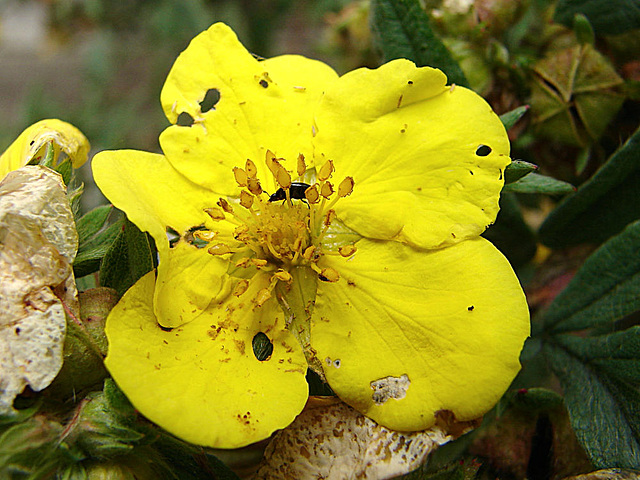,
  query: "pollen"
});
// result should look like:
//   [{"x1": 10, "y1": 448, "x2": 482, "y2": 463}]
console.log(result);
[{"x1": 199, "y1": 150, "x2": 357, "y2": 311}]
